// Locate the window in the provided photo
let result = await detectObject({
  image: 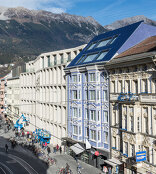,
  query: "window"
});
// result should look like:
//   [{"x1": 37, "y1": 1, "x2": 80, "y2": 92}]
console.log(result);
[
  {"x1": 113, "y1": 110, "x2": 116, "y2": 126},
  {"x1": 96, "y1": 38, "x2": 112, "y2": 48},
  {"x1": 78, "y1": 75, "x2": 81, "y2": 82},
  {"x1": 113, "y1": 136, "x2": 116, "y2": 148},
  {"x1": 73, "y1": 125, "x2": 78, "y2": 135},
  {"x1": 97, "y1": 111, "x2": 100, "y2": 121},
  {"x1": 125, "y1": 80, "x2": 130, "y2": 93},
  {"x1": 73, "y1": 108, "x2": 78, "y2": 117},
  {"x1": 85, "y1": 109, "x2": 89, "y2": 119},
  {"x1": 123, "y1": 115, "x2": 127, "y2": 130},
  {"x1": 47, "y1": 56, "x2": 50, "y2": 67},
  {"x1": 67, "y1": 52, "x2": 71, "y2": 62},
  {"x1": 42, "y1": 57, "x2": 44, "y2": 68},
  {"x1": 124, "y1": 142, "x2": 128, "y2": 156},
  {"x1": 73, "y1": 90, "x2": 78, "y2": 99},
  {"x1": 91, "y1": 130, "x2": 96, "y2": 140},
  {"x1": 90, "y1": 90, "x2": 96, "y2": 100},
  {"x1": 98, "y1": 131, "x2": 100, "y2": 141},
  {"x1": 130, "y1": 116, "x2": 134, "y2": 132},
  {"x1": 137, "y1": 117, "x2": 140, "y2": 132},
  {"x1": 96, "y1": 51, "x2": 108, "y2": 61},
  {"x1": 79, "y1": 108, "x2": 81, "y2": 117},
  {"x1": 105, "y1": 132, "x2": 108, "y2": 143},
  {"x1": 97, "y1": 90, "x2": 100, "y2": 100},
  {"x1": 79, "y1": 126, "x2": 81, "y2": 135},
  {"x1": 85, "y1": 90, "x2": 88, "y2": 100},
  {"x1": 86, "y1": 42, "x2": 97, "y2": 50},
  {"x1": 145, "y1": 146, "x2": 149, "y2": 162},
  {"x1": 111, "y1": 81, "x2": 115, "y2": 93},
  {"x1": 85, "y1": 73, "x2": 88, "y2": 82},
  {"x1": 118, "y1": 80, "x2": 122, "y2": 93},
  {"x1": 130, "y1": 144, "x2": 135, "y2": 157},
  {"x1": 134, "y1": 80, "x2": 138, "y2": 94},
  {"x1": 145, "y1": 117, "x2": 148, "y2": 134},
  {"x1": 104, "y1": 111, "x2": 108, "y2": 122},
  {"x1": 78, "y1": 90, "x2": 81, "y2": 99},
  {"x1": 142, "y1": 79, "x2": 148, "y2": 93},
  {"x1": 76, "y1": 55, "x2": 85, "y2": 64},
  {"x1": 104, "y1": 90, "x2": 108, "y2": 101},
  {"x1": 90, "y1": 110, "x2": 96, "y2": 121},
  {"x1": 54, "y1": 55, "x2": 57, "y2": 65},
  {"x1": 143, "y1": 108, "x2": 148, "y2": 134},
  {"x1": 123, "y1": 107, "x2": 127, "y2": 130},
  {"x1": 86, "y1": 128, "x2": 89, "y2": 137},
  {"x1": 60, "y1": 54, "x2": 64, "y2": 64},
  {"x1": 82, "y1": 53, "x2": 98, "y2": 63},
  {"x1": 90, "y1": 73, "x2": 96, "y2": 82},
  {"x1": 72, "y1": 75, "x2": 77, "y2": 82}
]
